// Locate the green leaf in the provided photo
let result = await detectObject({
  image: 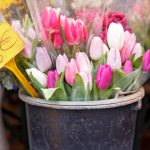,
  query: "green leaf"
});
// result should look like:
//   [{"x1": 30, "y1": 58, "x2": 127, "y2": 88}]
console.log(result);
[
  {"x1": 93, "y1": 80, "x2": 98, "y2": 100},
  {"x1": 133, "y1": 56, "x2": 142, "y2": 69},
  {"x1": 98, "y1": 88, "x2": 113, "y2": 100},
  {"x1": 29, "y1": 73, "x2": 43, "y2": 95},
  {"x1": 112, "y1": 70, "x2": 126, "y2": 85},
  {"x1": 71, "y1": 74, "x2": 85, "y2": 101},
  {"x1": 41, "y1": 88, "x2": 57, "y2": 100},
  {"x1": 113, "y1": 69, "x2": 141, "y2": 92},
  {"x1": 42, "y1": 88, "x2": 67, "y2": 101}
]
